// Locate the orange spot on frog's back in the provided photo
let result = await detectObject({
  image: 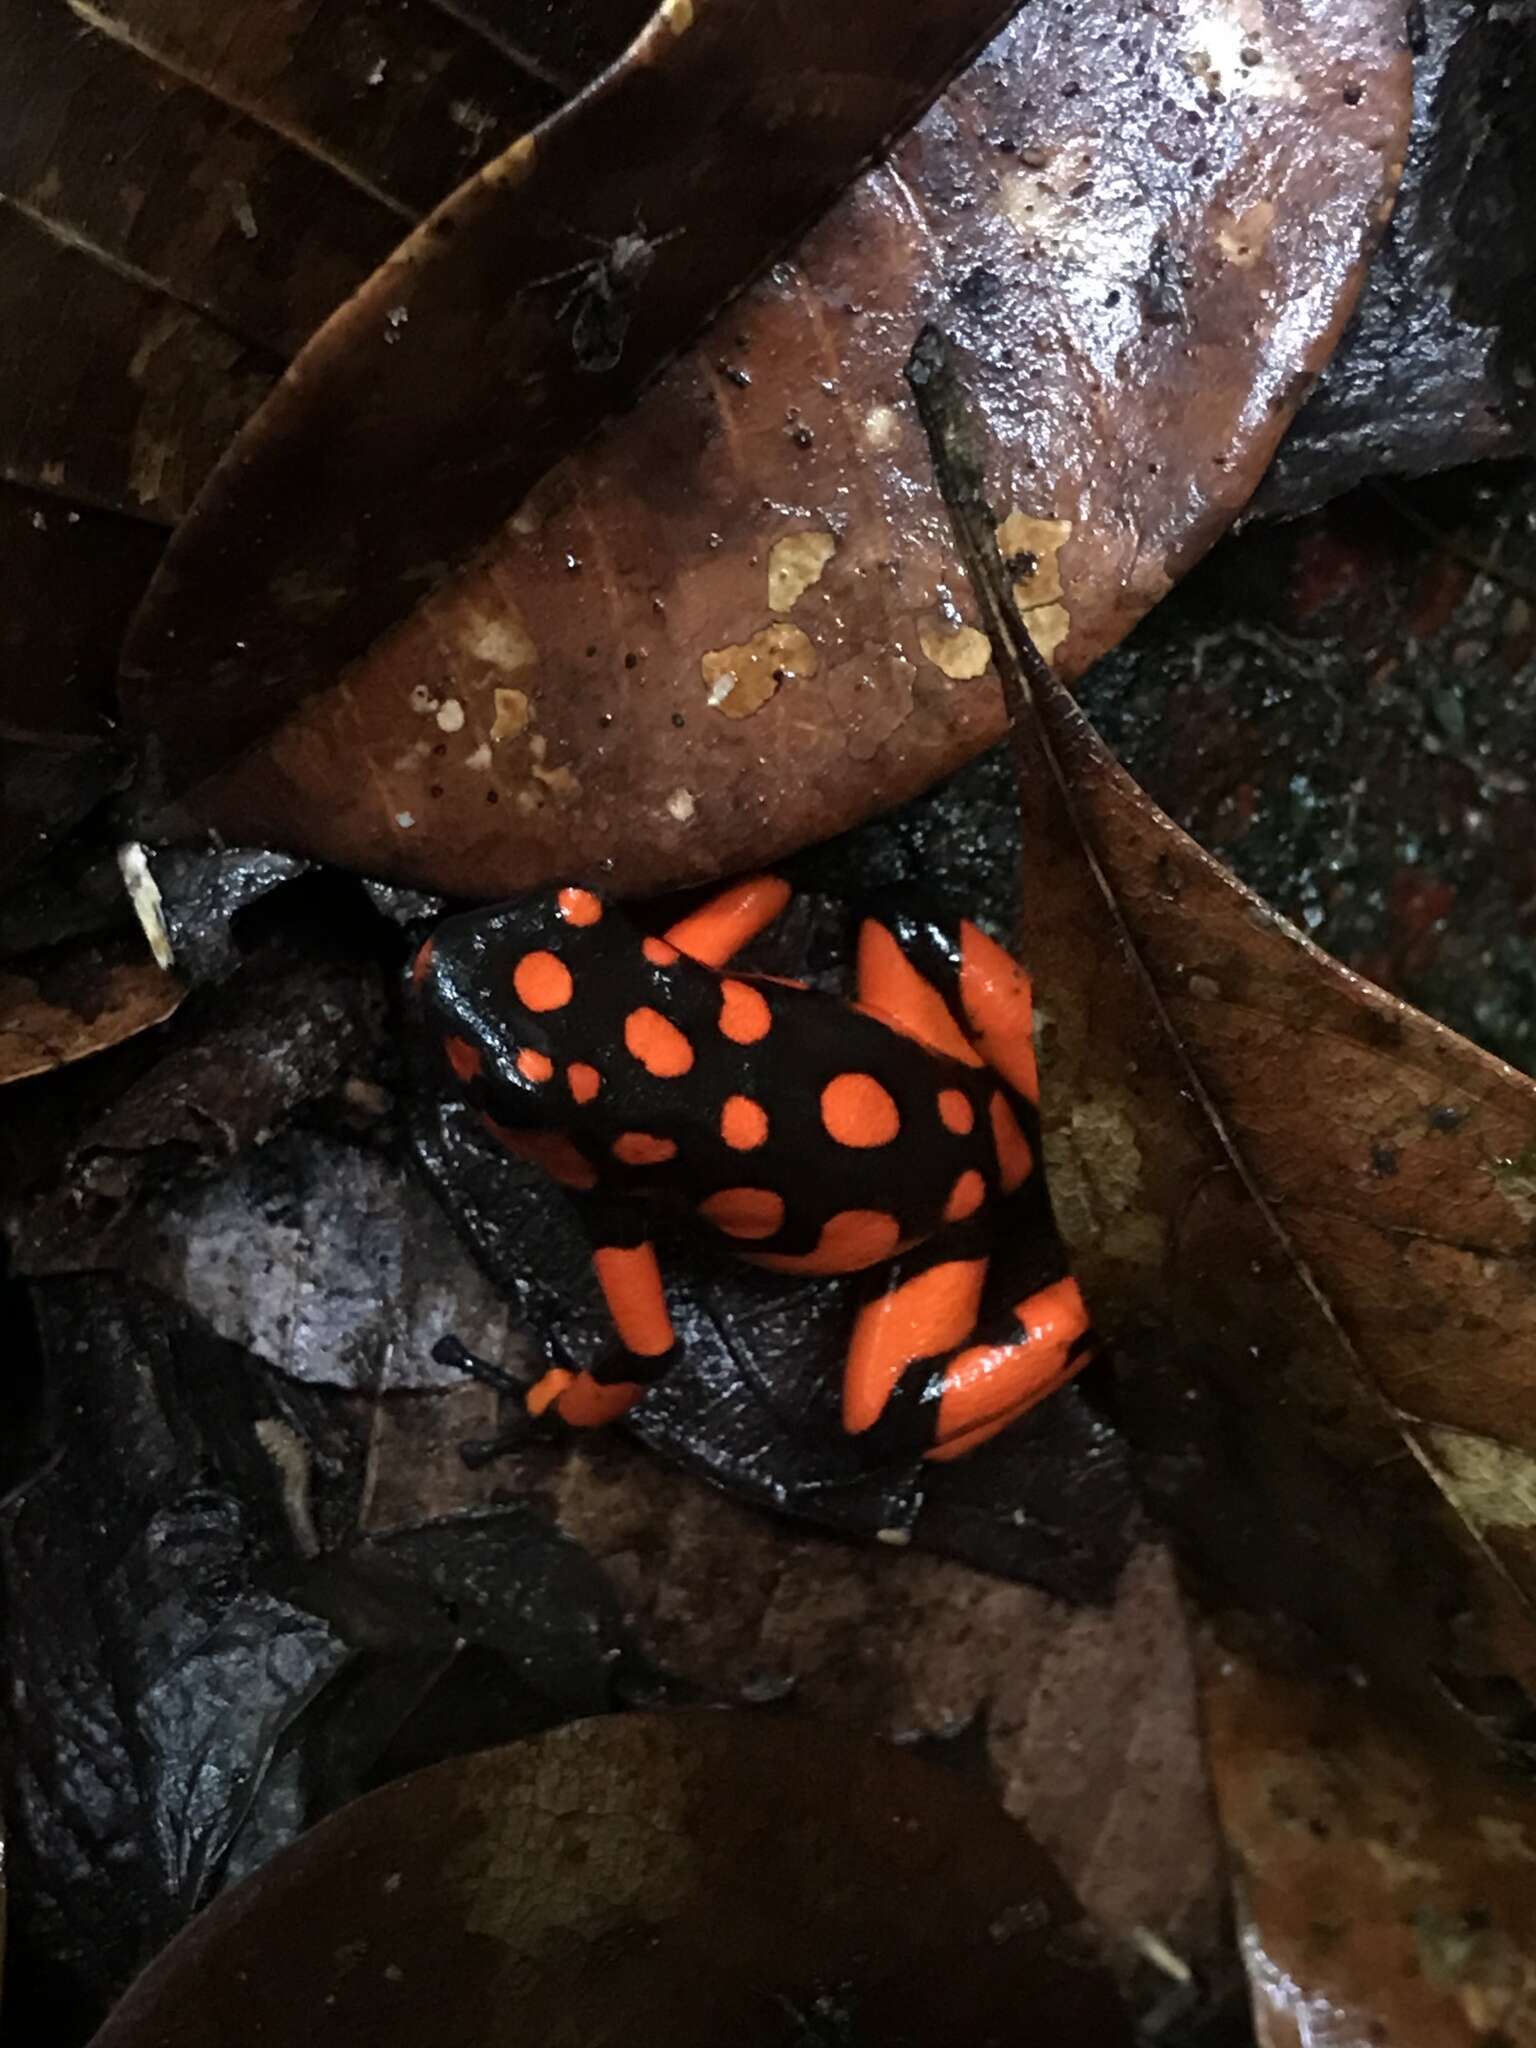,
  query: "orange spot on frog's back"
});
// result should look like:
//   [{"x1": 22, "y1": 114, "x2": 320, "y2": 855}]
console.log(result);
[
  {"x1": 699, "y1": 1186, "x2": 785, "y2": 1240},
  {"x1": 567, "y1": 1062, "x2": 601, "y2": 1103},
  {"x1": 625, "y1": 1006, "x2": 694, "y2": 1076},
  {"x1": 944, "y1": 1169, "x2": 987, "y2": 1222},
  {"x1": 481, "y1": 1114, "x2": 596, "y2": 1189},
  {"x1": 751, "y1": 1209, "x2": 908, "y2": 1275},
  {"x1": 718, "y1": 979, "x2": 772, "y2": 1044},
  {"x1": 821, "y1": 1072, "x2": 900, "y2": 1147},
  {"x1": 643, "y1": 935, "x2": 680, "y2": 967},
  {"x1": 411, "y1": 937, "x2": 436, "y2": 987},
  {"x1": 557, "y1": 886, "x2": 603, "y2": 926},
  {"x1": 938, "y1": 1087, "x2": 974, "y2": 1135},
  {"x1": 513, "y1": 950, "x2": 573, "y2": 1011},
  {"x1": 613, "y1": 1131, "x2": 677, "y2": 1167},
  {"x1": 721, "y1": 1095, "x2": 769, "y2": 1150},
  {"x1": 516, "y1": 1047, "x2": 554, "y2": 1083}
]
